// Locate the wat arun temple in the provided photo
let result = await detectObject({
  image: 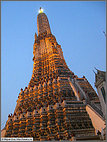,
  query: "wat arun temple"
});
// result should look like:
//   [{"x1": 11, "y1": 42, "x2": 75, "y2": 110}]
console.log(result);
[{"x1": 2, "y1": 8, "x2": 106, "y2": 141}]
